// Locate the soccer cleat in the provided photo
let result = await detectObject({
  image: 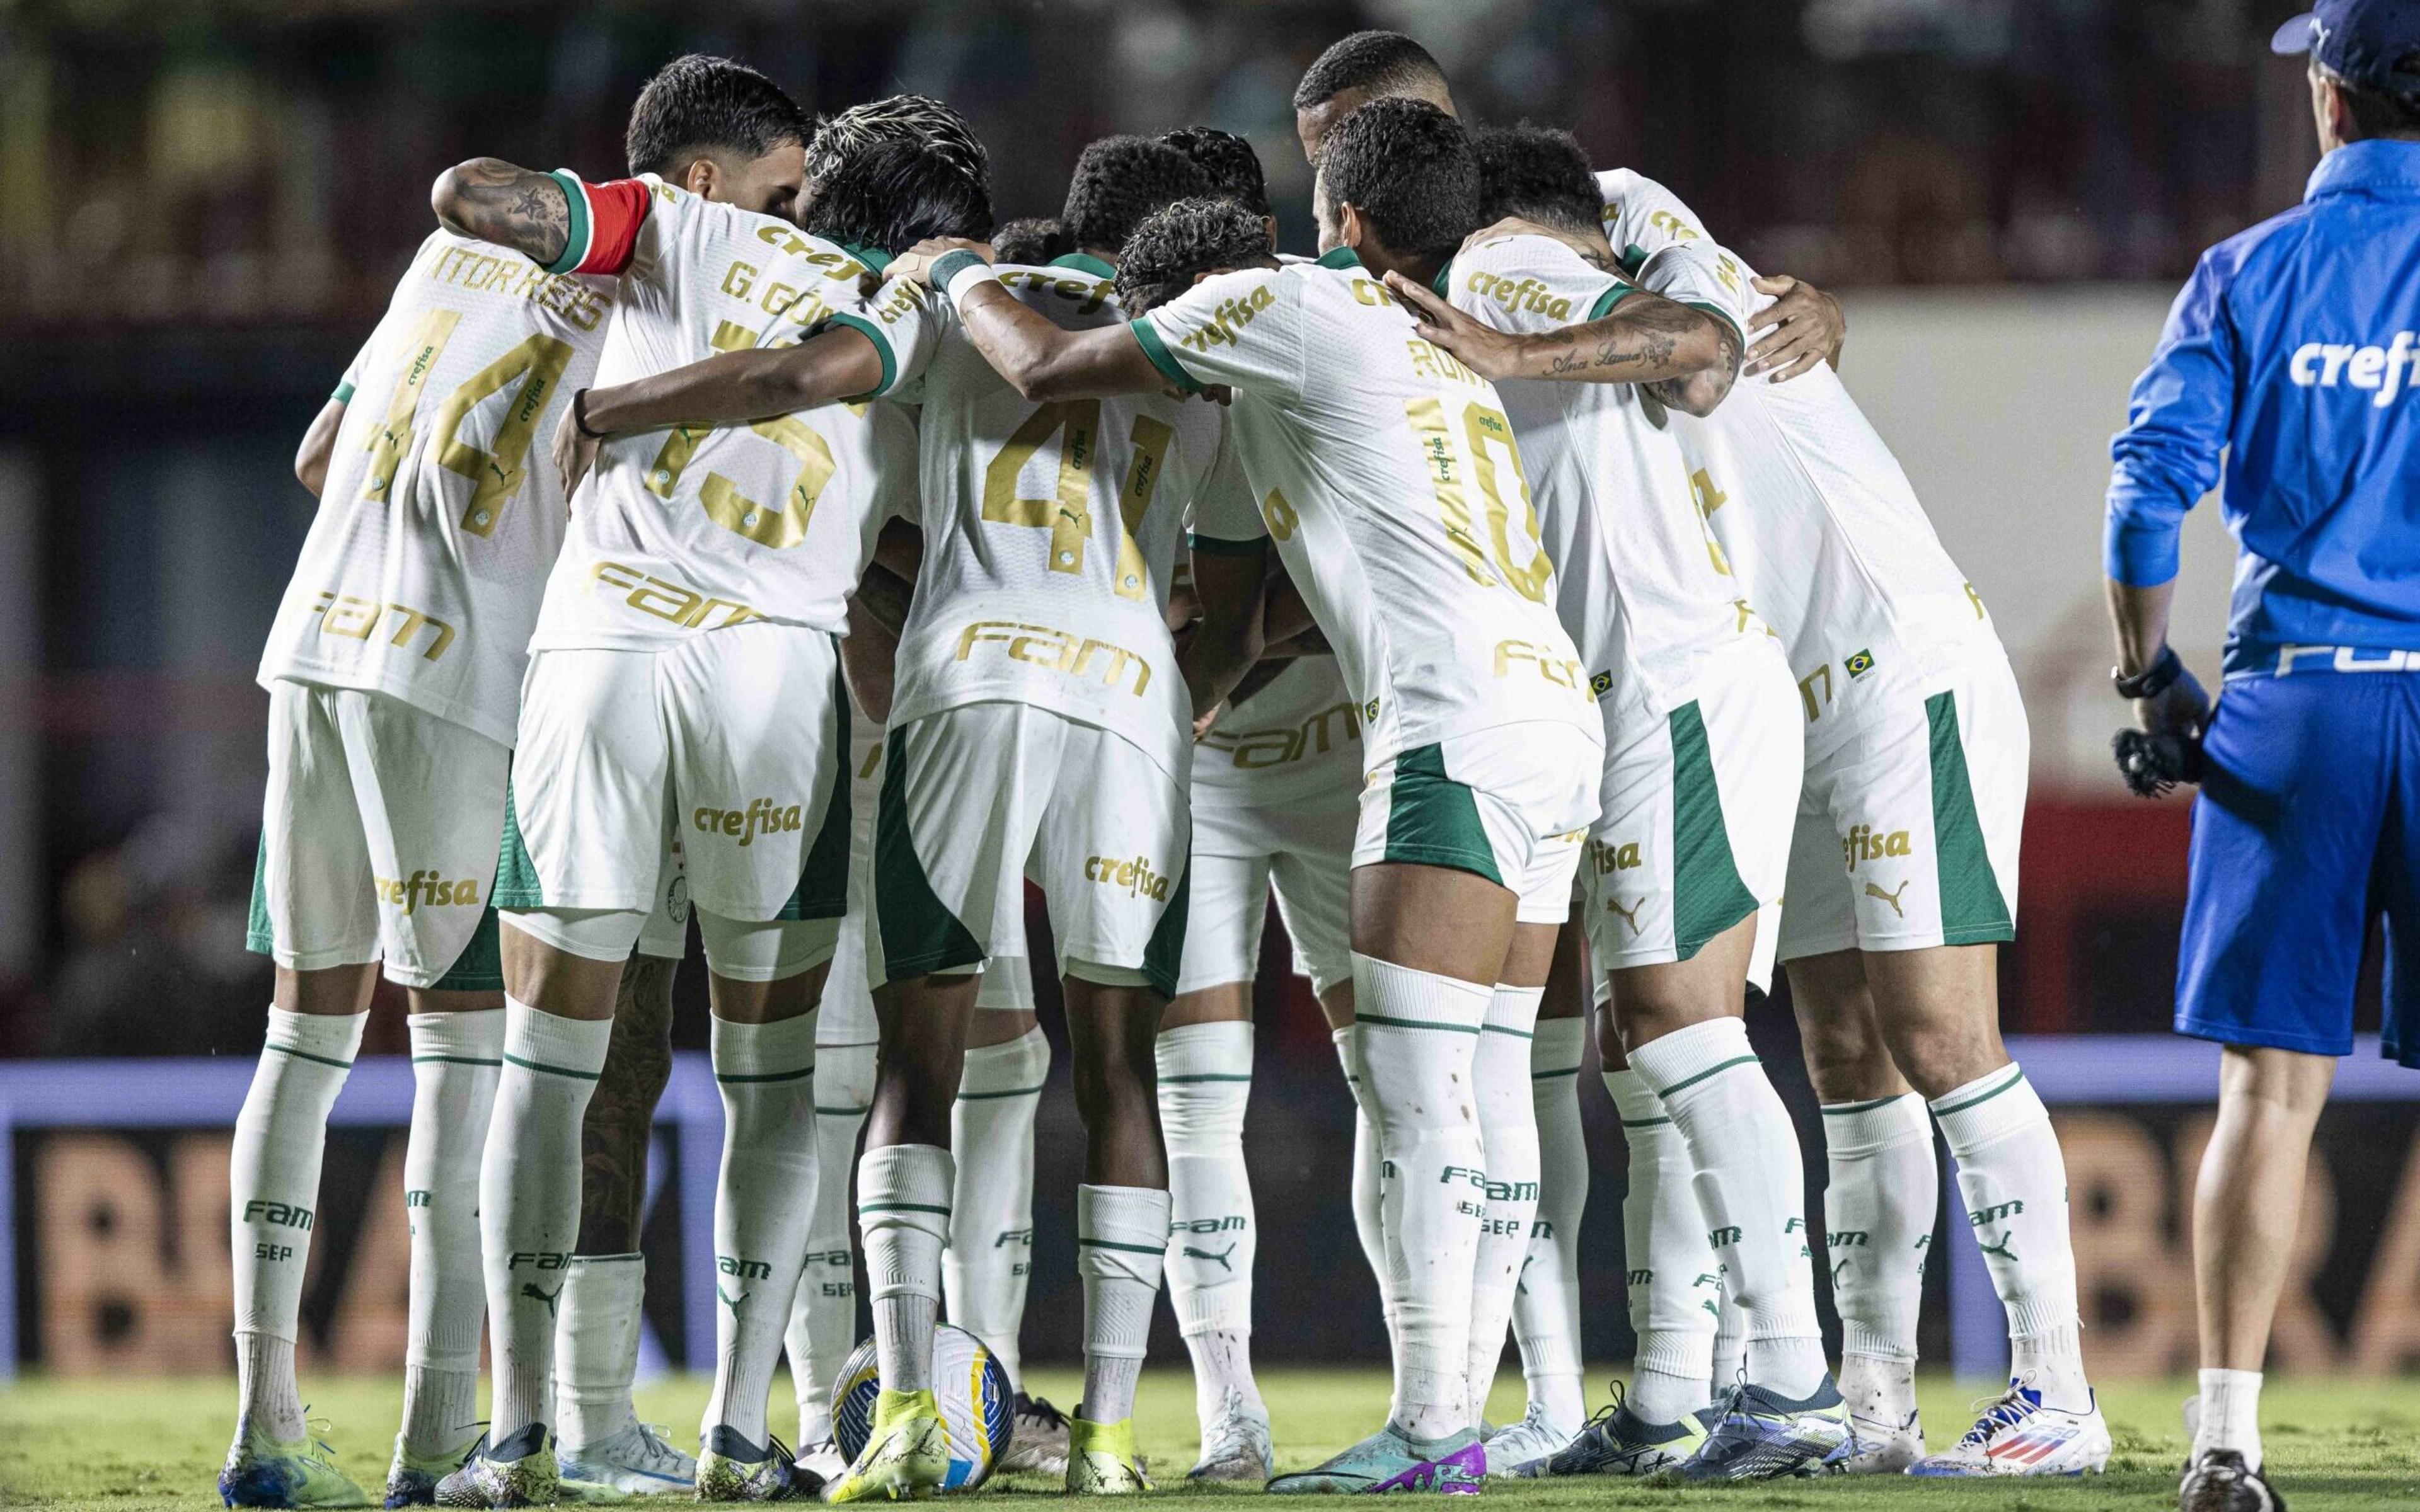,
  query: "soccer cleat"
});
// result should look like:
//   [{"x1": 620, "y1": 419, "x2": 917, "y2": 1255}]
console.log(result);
[
  {"x1": 998, "y1": 1391, "x2": 1070, "y2": 1476},
  {"x1": 1066, "y1": 1416, "x2": 1151, "y2": 1494},
  {"x1": 1676, "y1": 1378, "x2": 1855, "y2": 1481},
  {"x1": 1480, "y1": 1399, "x2": 1578, "y2": 1478},
  {"x1": 432, "y1": 1424, "x2": 573, "y2": 1508},
  {"x1": 2181, "y1": 1448, "x2": 2287, "y2": 1511},
  {"x1": 1514, "y1": 1387, "x2": 1707, "y2": 1479},
  {"x1": 822, "y1": 1389, "x2": 949, "y2": 1503},
  {"x1": 384, "y1": 1431, "x2": 481, "y2": 1508},
  {"x1": 1908, "y1": 1382, "x2": 2111, "y2": 1477},
  {"x1": 1188, "y1": 1389, "x2": 1273, "y2": 1482},
  {"x1": 221, "y1": 1419, "x2": 372, "y2": 1508},
  {"x1": 792, "y1": 1440, "x2": 848, "y2": 1488},
  {"x1": 1265, "y1": 1423, "x2": 1484, "y2": 1494},
  {"x1": 1839, "y1": 1406, "x2": 1926, "y2": 1474},
  {"x1": 560, "y1": 1420, "x2": 695, "y2": 1496},
  {"x1": 696, "y1": 1427, "x2": 806, "y2": 1501}
]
